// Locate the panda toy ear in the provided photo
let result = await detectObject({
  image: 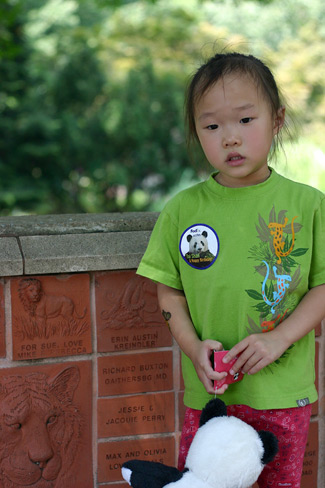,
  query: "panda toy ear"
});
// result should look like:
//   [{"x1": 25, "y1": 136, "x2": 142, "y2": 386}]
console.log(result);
[
  {"x1": 258, "y1": 431, "x2": 279, "y2": 465},
  {"x1": 199, "y1": 398, "x2": 227, "y2": 427},
  {"x1": 202, "y1": 231, "x2": 208, "y2": 238},
  {"x1": 187, "y1": 235, "x2": 193, "y2": 242}
]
